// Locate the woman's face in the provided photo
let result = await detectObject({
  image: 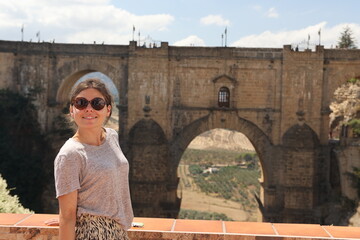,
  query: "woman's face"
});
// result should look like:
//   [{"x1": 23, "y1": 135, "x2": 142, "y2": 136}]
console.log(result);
[{"x1": 70, "y1": 88, "x2": 111, "y2": 130}]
